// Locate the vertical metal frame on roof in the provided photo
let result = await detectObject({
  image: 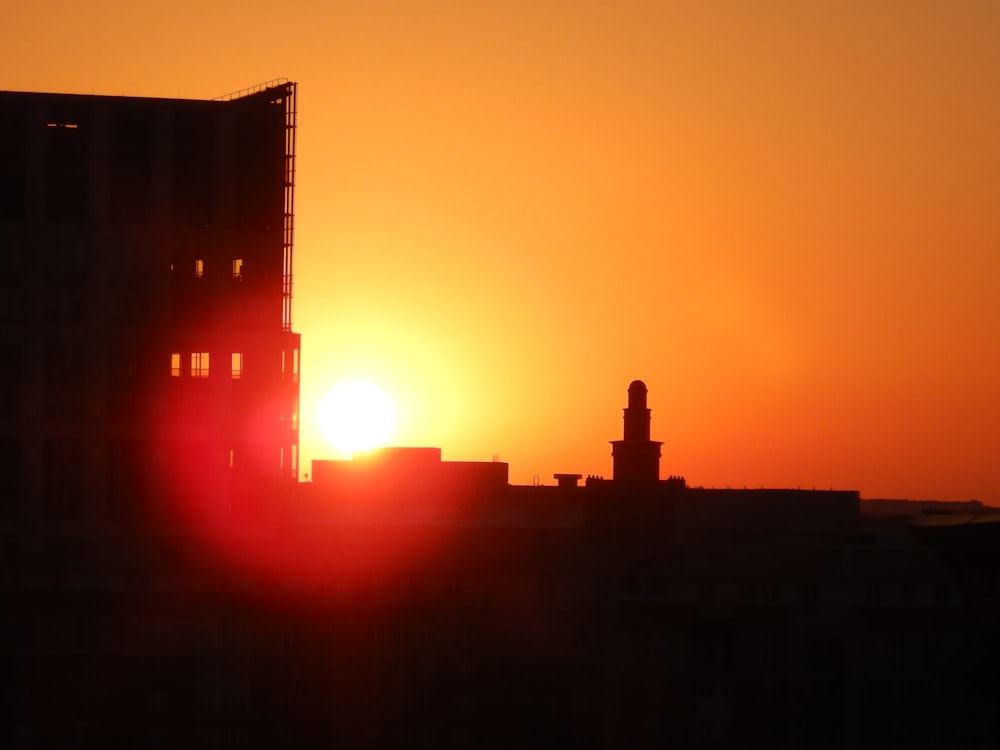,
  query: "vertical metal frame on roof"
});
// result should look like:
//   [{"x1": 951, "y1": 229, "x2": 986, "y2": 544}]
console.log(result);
[
  {"x1": 281, "y1": 83, "x2": 296, "y2": 333},
  {"x1": 214, "y1": 80, "x2": 297, "y2": 332}
]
